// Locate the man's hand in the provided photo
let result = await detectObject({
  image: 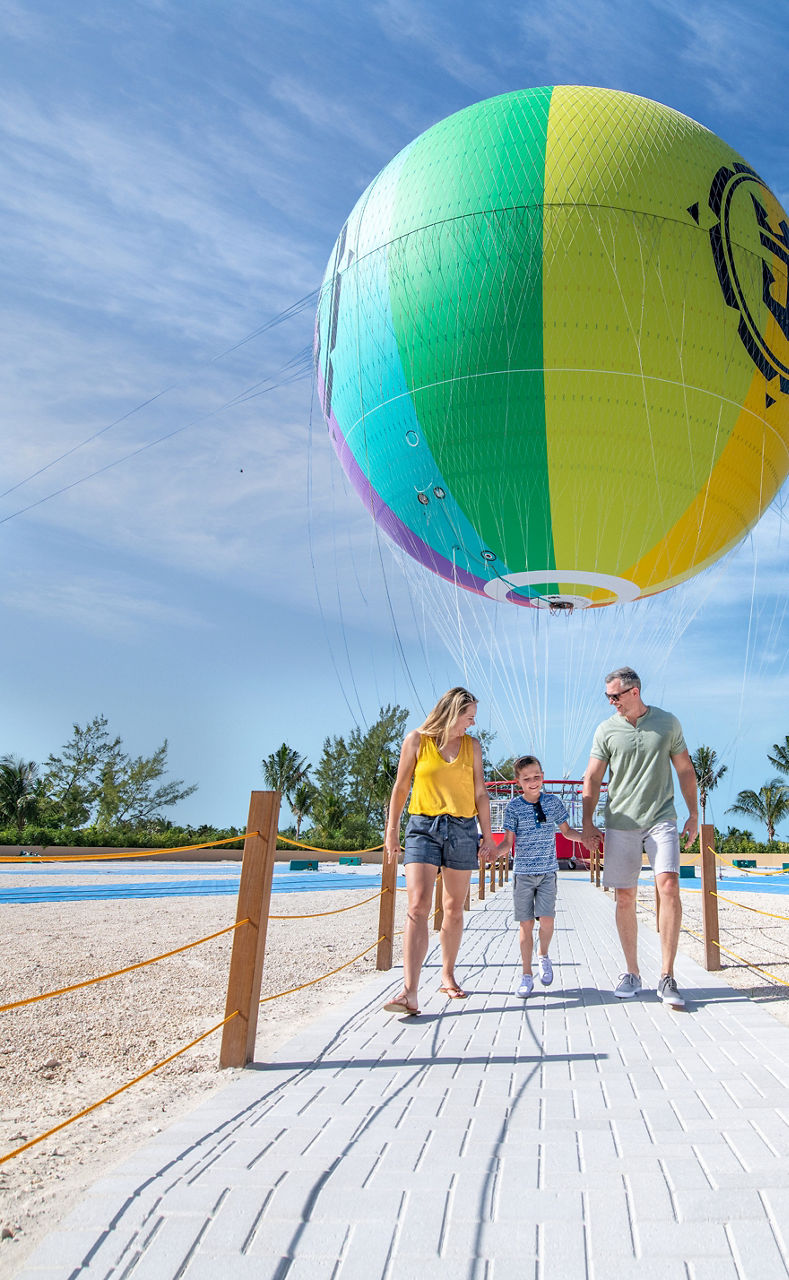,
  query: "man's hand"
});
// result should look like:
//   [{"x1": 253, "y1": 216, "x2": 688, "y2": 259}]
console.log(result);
[
  {"x1": 582, "y1": 823, "x2": 603, "y2": 852},
  {"x1": 681, "y1": 816, "x2": 698, "y2": 847}
]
